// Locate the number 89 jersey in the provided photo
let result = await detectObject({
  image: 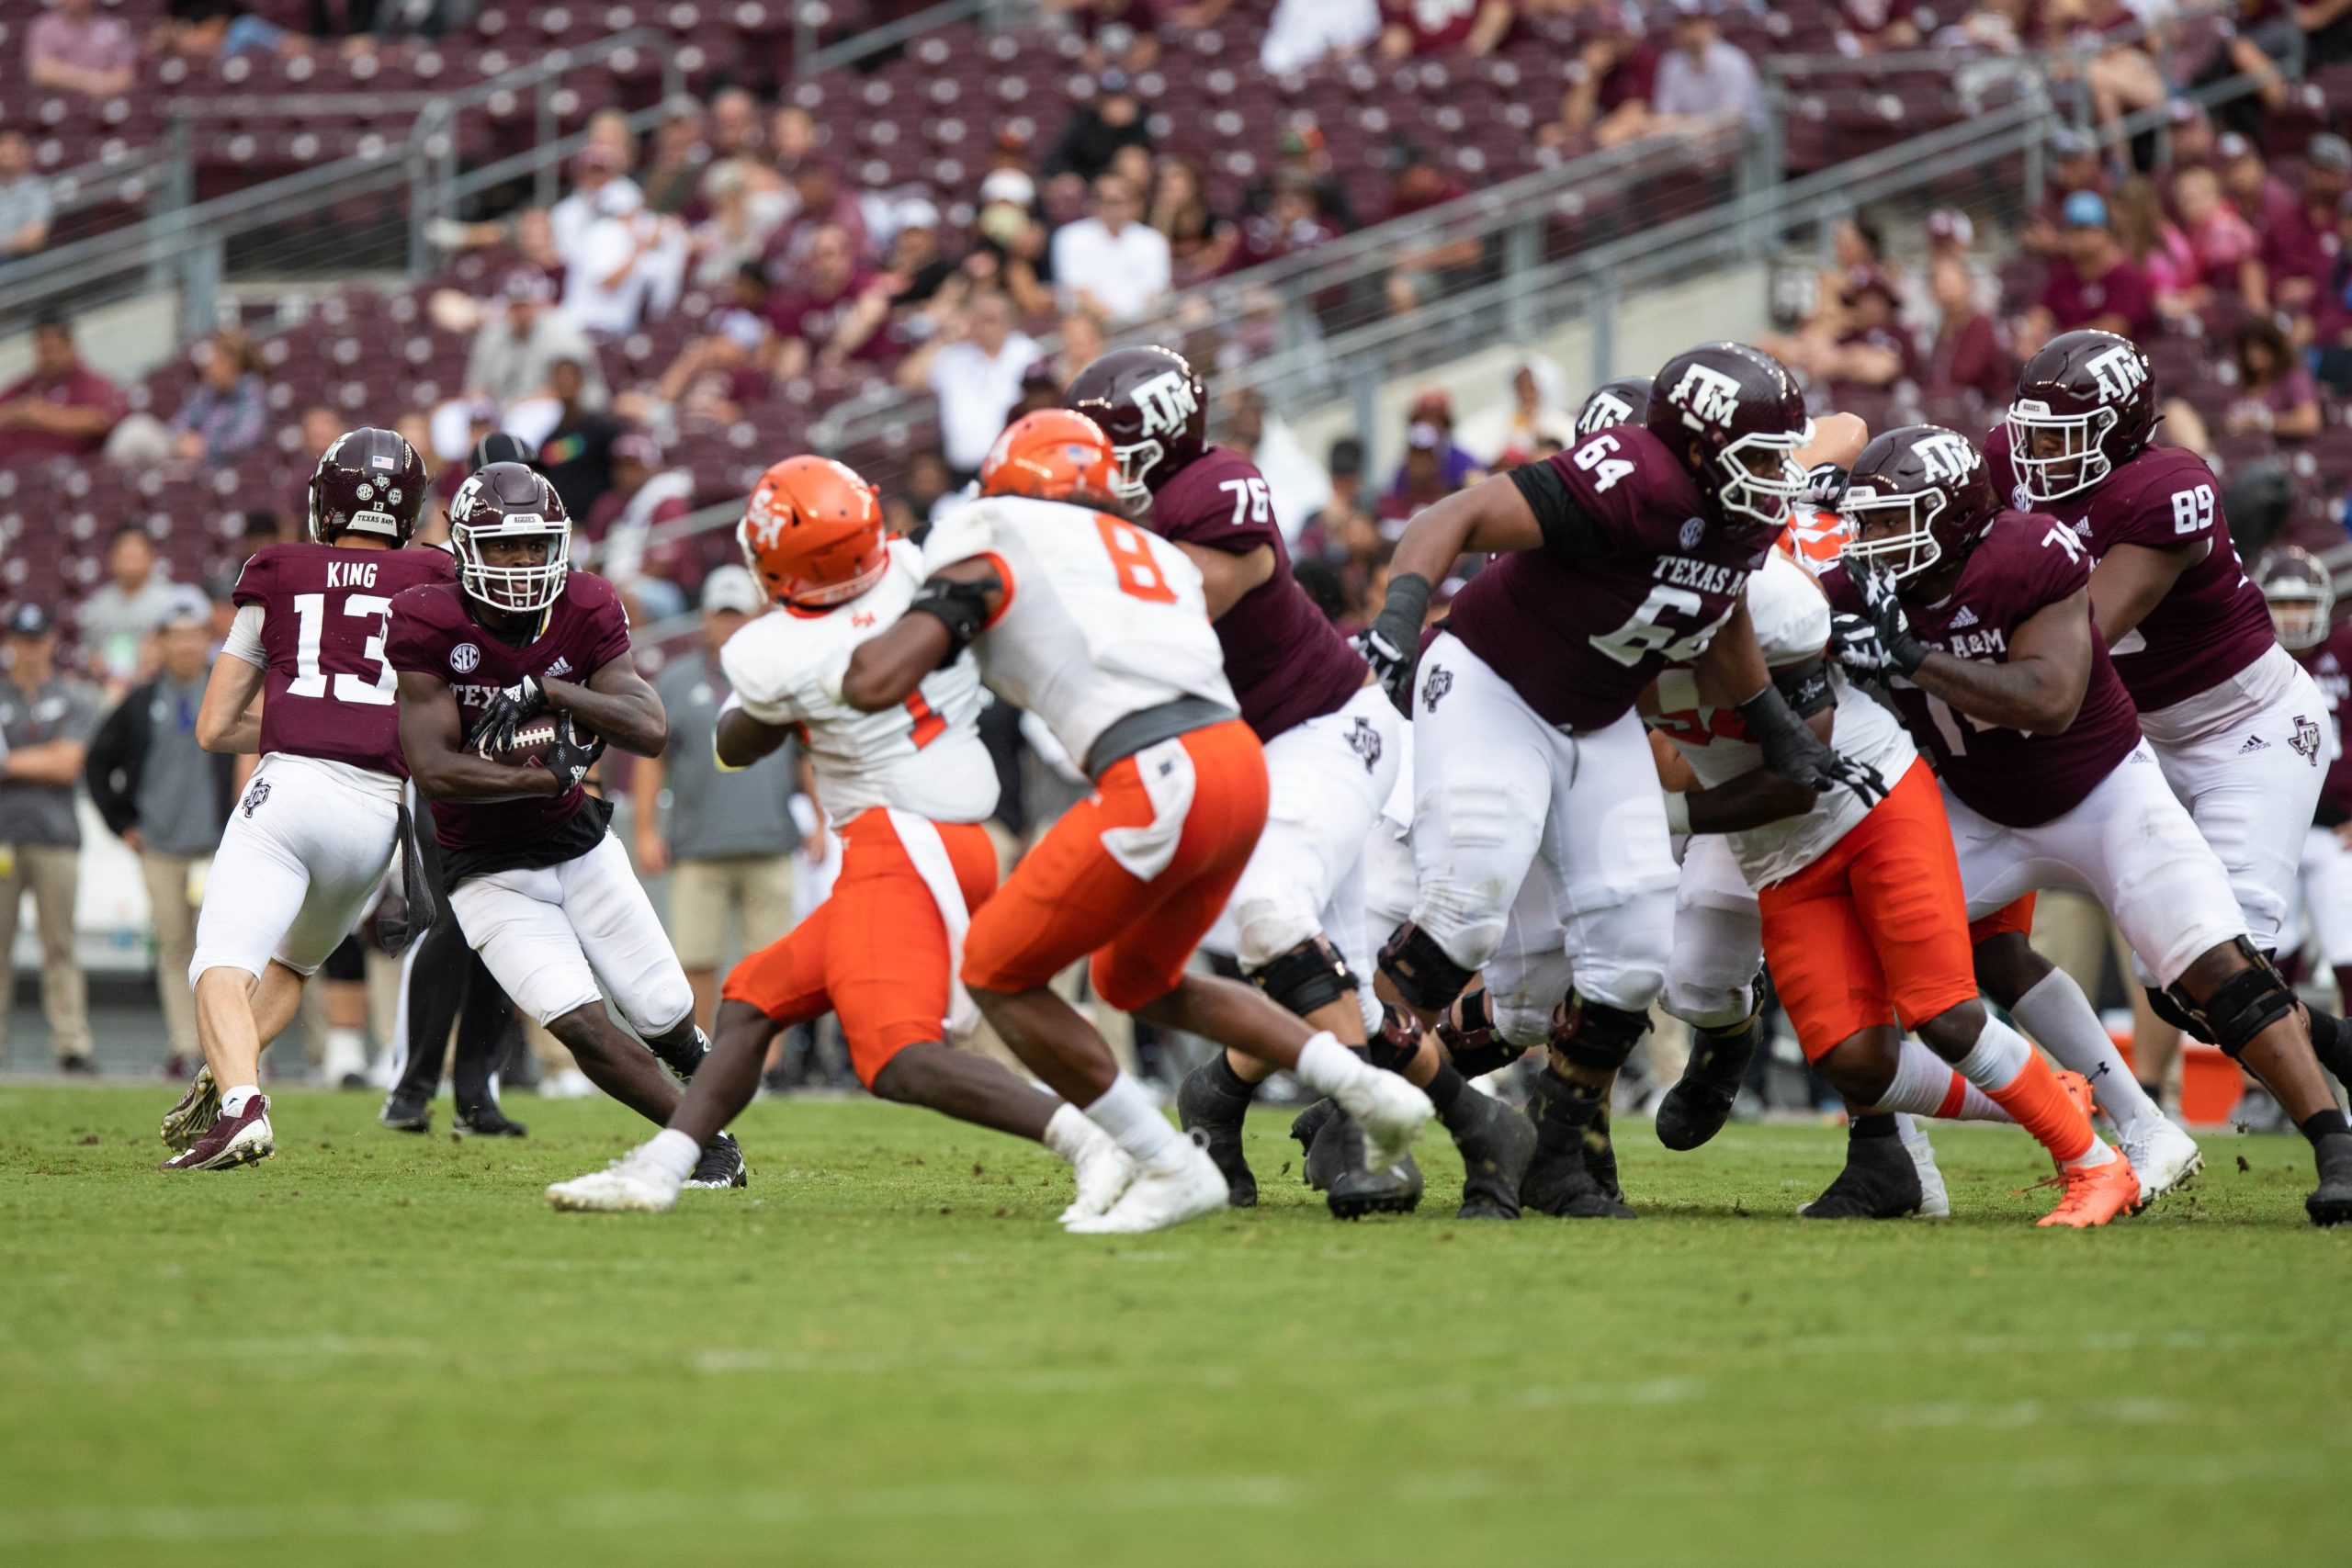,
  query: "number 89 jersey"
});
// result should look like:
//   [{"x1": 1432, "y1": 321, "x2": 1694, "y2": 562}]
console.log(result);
[
  {"x1": 230, "y1": 542, "x2": 457, "y2": 779},
  {"x1": 921, "y1": 494, "x2": 1238, "y2": 769},
  {"x1": 1448, "y1": 423, "x2": 1782, "y2": 732}
]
